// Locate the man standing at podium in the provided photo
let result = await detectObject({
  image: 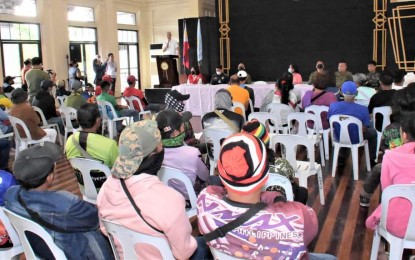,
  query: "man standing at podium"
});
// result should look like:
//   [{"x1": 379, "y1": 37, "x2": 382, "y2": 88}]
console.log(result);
[{"x1": 162, "y1": 32, "x2": 179, "y2": 55}]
